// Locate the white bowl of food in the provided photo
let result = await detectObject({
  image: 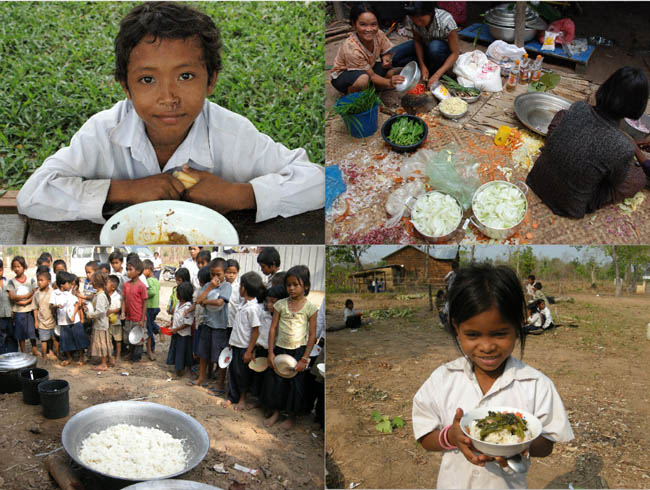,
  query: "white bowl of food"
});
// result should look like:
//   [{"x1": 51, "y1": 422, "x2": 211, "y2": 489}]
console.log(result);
[
  {"x1": 439, "y1": 96, "x2": 469, "y2": 119},
  {"x1": 460, "y1": 406, "x2": 542, "y2": 458},
  {"x1": 100, "y1": 201, "x2": 239, "y2": 245}
]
